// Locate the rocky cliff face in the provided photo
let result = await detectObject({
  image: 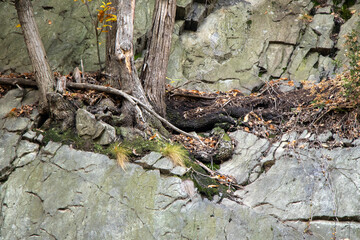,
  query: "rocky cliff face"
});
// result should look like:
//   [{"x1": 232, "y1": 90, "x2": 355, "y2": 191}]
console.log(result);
[
  {"x1": 1, "y1": 84, "x2": 360, "y2": 239},
  {"x1": 2, "y1": 0, "x2": 360, "y2": 93},
  {"x1": 168, "y1": 0, "x2": 360, "y2": 92},
  {"x1": 0, "y1": 0, "x2": 154, "y2": 74}
]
